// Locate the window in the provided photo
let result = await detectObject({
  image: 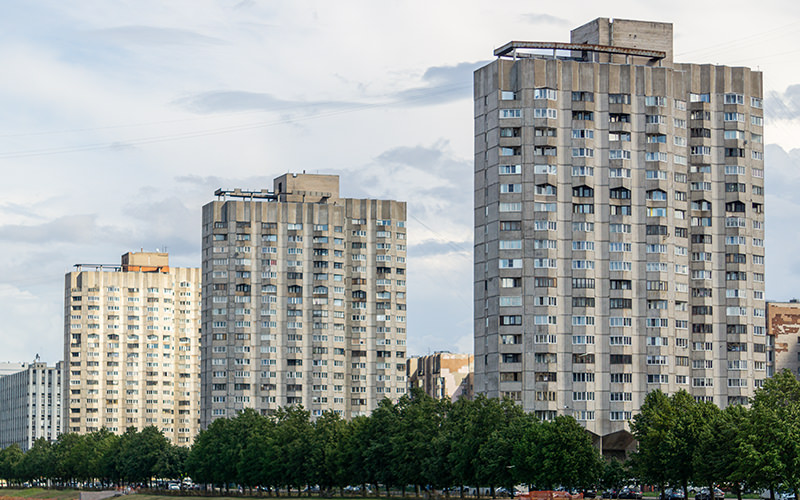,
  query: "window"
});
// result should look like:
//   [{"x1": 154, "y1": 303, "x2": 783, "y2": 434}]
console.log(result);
[
  {"x1": 609, "y1": 149, "x2": 631, "y2": 160},
  {"x1": 609, "y1": 242, "x2": 631, "y2": 252},
  {"x1": 535, "y1": 127, "x2": 557, "y2": 137},
  {"x1": 724, "y1": 93, "x2": 745, "y2": 105},
  {"x1": 500, "y1": 127, "x2": 521, "y2": 138},
  {"x1": 534, "y1": 278, "x2": 556, "y2": 289},
  {"x1": 500, "y1": 315, "x2": 522, "y2": 326},
  {"x1": 724, "y1": 112, "x2": 745, "y2": 122},
  {"x1": 499, "y1": 165, "x2": 521, "y2": 175},
  {"x1": 610, "y1": 187, "x2": 630, "y2": 199},
  {"x1": 572, "y1": 316, "x2": 594, "y2": 326},
  {"x1": 535, "y1": 184, "x2": 557, "y2": 195},
  {"x1": 534, "y1": 164, "x2": 558, "y2": 174},
  {"x1": 572, "y1": 278, "x2": 595, "y2": 289},
  {"x1": 499, "y1": 259, "x2": 522, "y2": 269},
  {"x1": 609, "y1": 131, "x2": 630, "y2": 141},
  {"x1": 499, "y1": 202, "x2": 521, "y2": 212},
  {"x1": 572, "y1": 166, "x2": 594, "y2": 176},
  {"x1": 499, "y1": 240, "x2": 522, "y2": 250},
  {"x1": 533, "y1": 108, "x2": 558, "y2": 119},
  {"x1": 572, "y1": 91, "x2": 593, "y2": 102},
  {"x1": 645, "y1": 153, "x2": 668, "y2": 163},
  {"x1": 609, "y1": 93, "x2": 631, "y2": 104},
  {"x1": 534, "y1": 88, "x2": 558, "y2": 100},
  {"x1": 572, "y1": 148, "x2": 594, "y2": 158},
  {"x1": 571, "y1": 128, "x2": 594, "y2": 139},
  {"x1": 500, "y1": 109, "x2": 521, "y2": 119},
  {"x1": 609, "y1": 168, "x2": 631, "y2": 178}
]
